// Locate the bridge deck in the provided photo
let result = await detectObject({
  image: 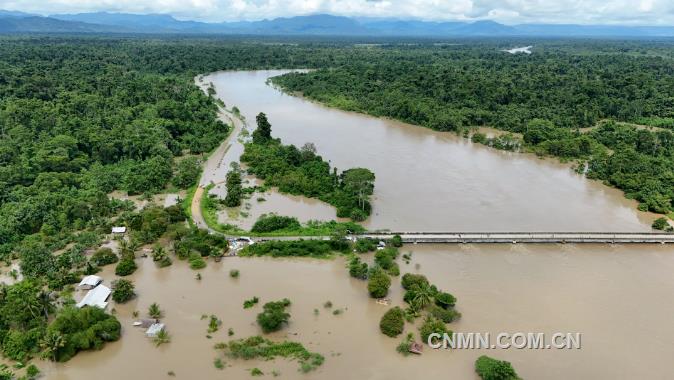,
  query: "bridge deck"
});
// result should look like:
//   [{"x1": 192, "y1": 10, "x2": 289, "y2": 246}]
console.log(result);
[{"x1": 359, "y1": 232, "x2": 674, "y2": 244}]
